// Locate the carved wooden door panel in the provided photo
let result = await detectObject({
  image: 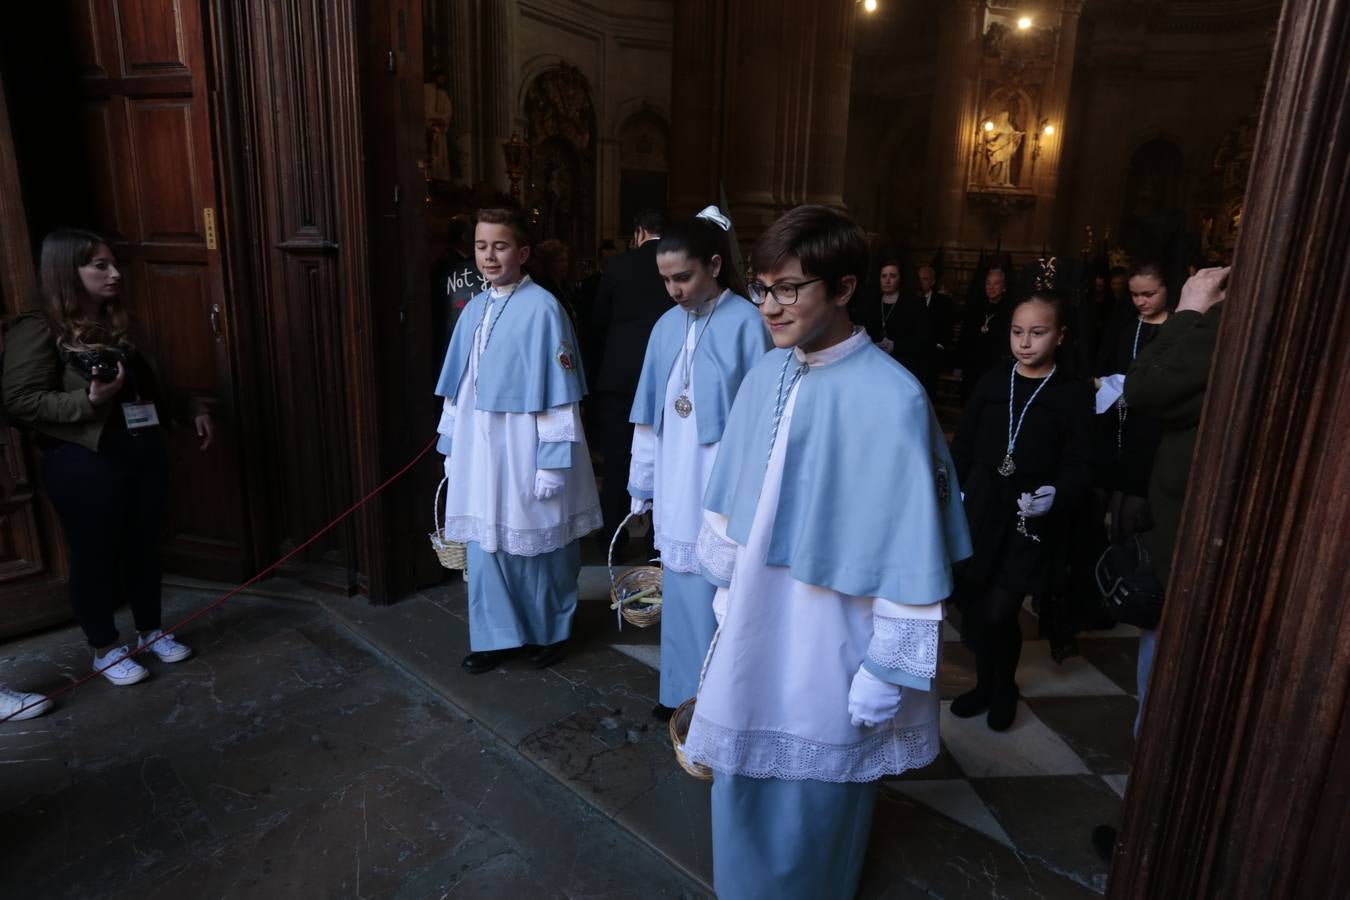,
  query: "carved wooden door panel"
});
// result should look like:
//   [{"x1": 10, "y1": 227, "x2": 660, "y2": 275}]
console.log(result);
[{"x1": 70, "y1": 0, "x2": 249, "y2": 580}]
